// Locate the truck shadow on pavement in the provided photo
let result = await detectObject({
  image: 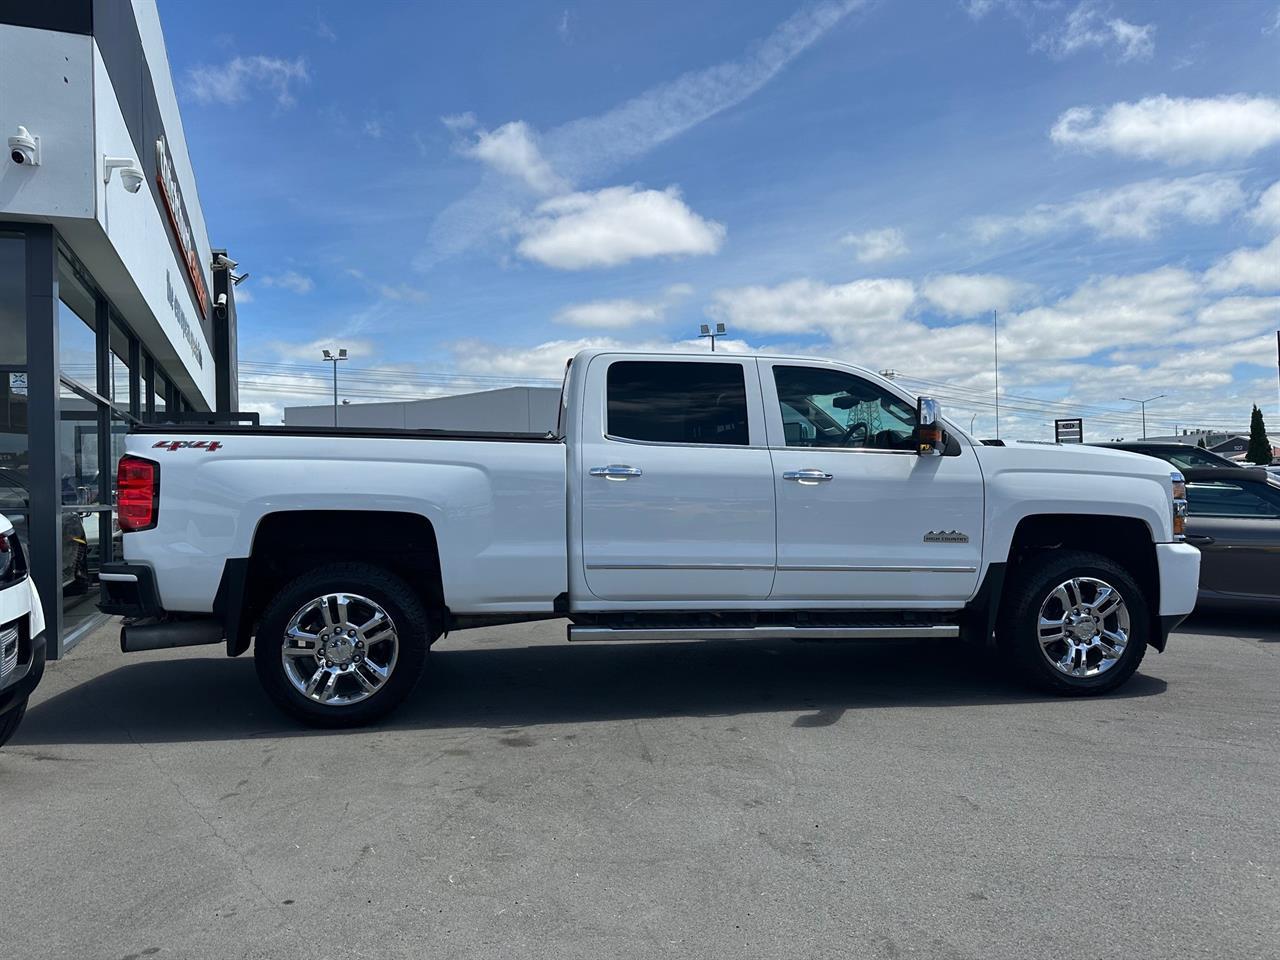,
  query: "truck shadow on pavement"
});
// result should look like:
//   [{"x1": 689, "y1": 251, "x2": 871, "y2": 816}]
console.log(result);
[{"x1": 14, "y1": 634, "x2": 1172, "y2": 746}]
